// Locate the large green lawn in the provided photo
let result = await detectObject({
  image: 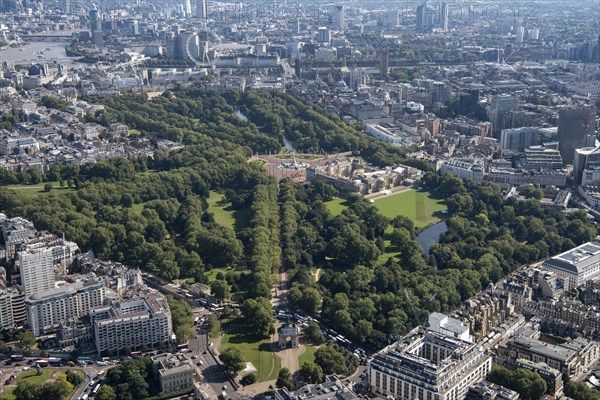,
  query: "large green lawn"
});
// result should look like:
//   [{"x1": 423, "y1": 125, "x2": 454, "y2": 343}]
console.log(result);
[
  {"x1": 5, "y1": 182, "x2": 75, "y2": 199},
  {"x1": 298, "y1": 345, "x2": 318, "y2": 367},
  {"x1": 326, "y1": 189, "x2": 446, "y2": 228},
  {"x1": 206, "y1": 191, "x2": 236, "y2": 228},
  {"x1": 207, "y1": 191, "x2": 250, "y2": 232},
  {"x1": 204, "y1": 267, "x2": 234, "y2": 283},
  {"x1": 373, "y1": 190, "x2": 446, "y2": 228},
  {"x1": 220, "y1": 331, "x2": 281, "y2": 382}
]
